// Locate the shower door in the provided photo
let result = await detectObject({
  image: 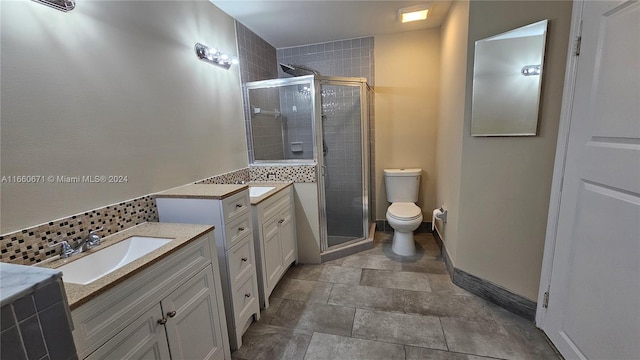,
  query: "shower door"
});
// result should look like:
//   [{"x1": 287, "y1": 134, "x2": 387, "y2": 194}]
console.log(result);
[{"x1": 316, "y1": 77, "x2": 369, "y2": 250}]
